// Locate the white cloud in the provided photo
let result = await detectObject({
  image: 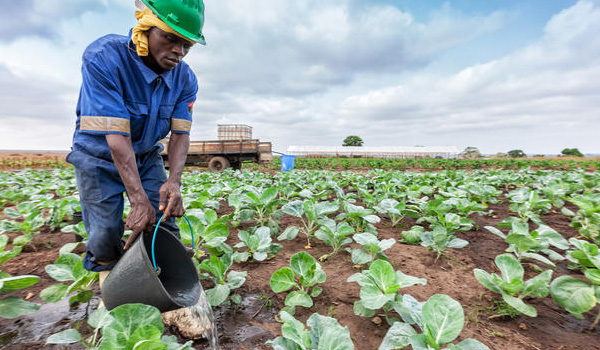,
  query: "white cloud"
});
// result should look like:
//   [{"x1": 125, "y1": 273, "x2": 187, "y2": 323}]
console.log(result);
[
  {"x1": 189, "y1": 0, "x2": 506, "y2": 96},
  {"x1": 336, "y1": 0, "x2": 600, "y2": 154}
]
